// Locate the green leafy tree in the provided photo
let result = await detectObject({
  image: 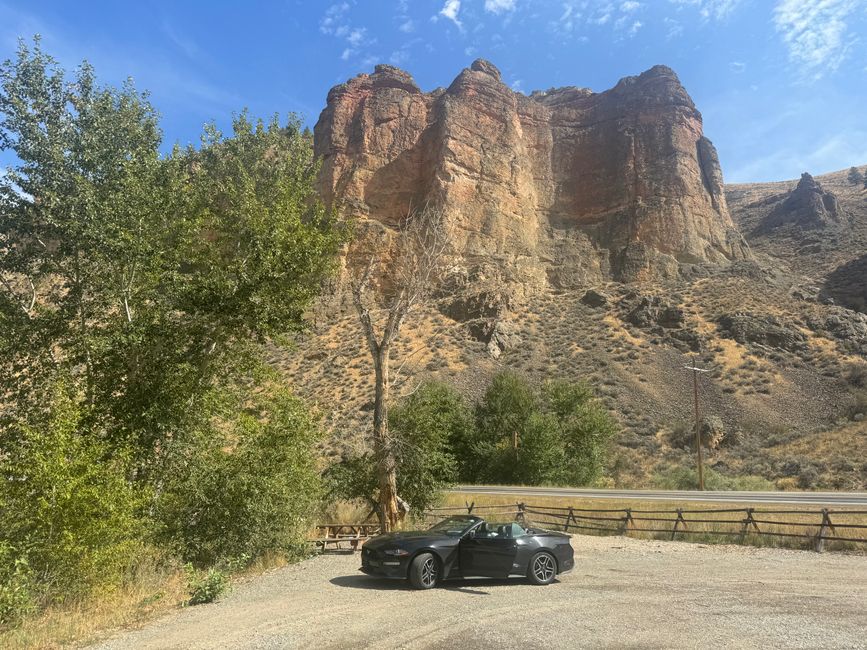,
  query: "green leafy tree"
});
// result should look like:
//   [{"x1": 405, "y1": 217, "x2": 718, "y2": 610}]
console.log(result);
[
  {"x1": 388, "y1": 382, "x2": 470, "y2": 513},
  {"x1": 155, "y1": 387, "x2": 323, "y2": 566},
  {"x1": 542, "y1": 379, "x2": 618, "y2": 486},
  {"x1": 847, "y1": 166, "x2": 864, "y2": 185},
  {"x1": 327, "y1": 381, "x2": 470, "y2": 517},
  {"x1": 0, "y1": 38, "x2": 342, "y2": 615},
  {"x1": 466, "y1": 372, "x2": 617, "y2": 486}
]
